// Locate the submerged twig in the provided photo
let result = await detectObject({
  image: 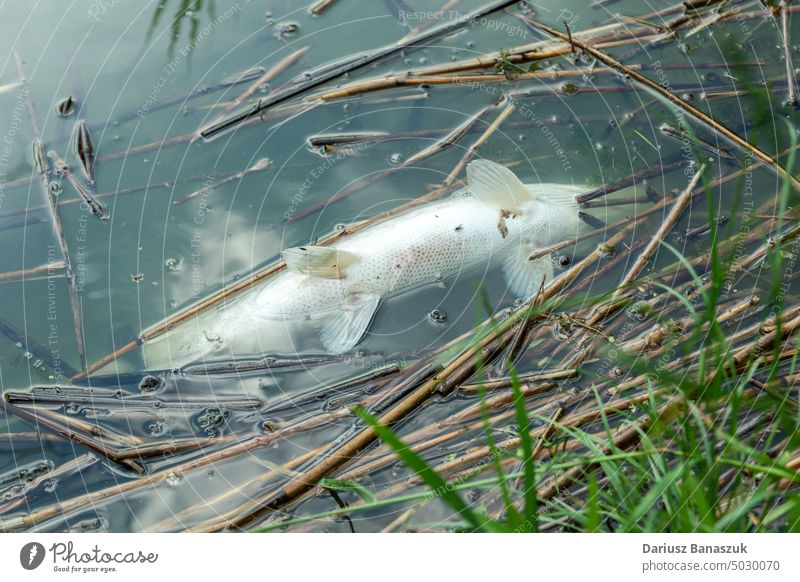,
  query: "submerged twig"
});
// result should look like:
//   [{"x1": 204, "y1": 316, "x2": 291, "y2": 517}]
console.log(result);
[
  {"x1": 197, "y1": 0, "x2": 528, "y2": 139},
  {"x1": 782, "y1": 1, "x2": 798, "y2": 107},
  {"x1": 13, "y1": 52, "x2": 87, "y2": 370}
]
